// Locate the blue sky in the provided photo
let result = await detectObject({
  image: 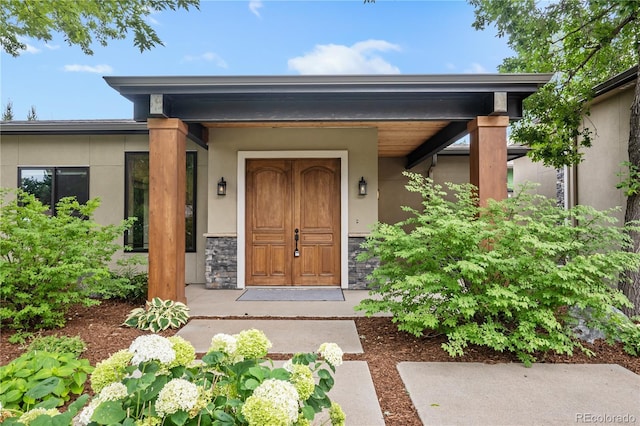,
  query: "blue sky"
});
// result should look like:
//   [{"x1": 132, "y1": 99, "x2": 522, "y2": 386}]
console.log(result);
[{"x1": 1, "y1": 0, "x2": 513, "y2": 120}]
